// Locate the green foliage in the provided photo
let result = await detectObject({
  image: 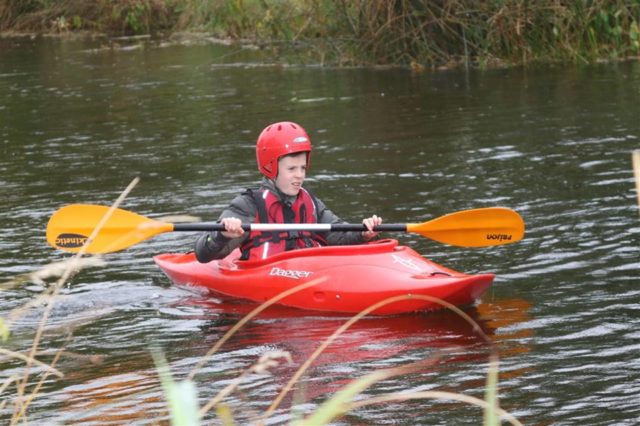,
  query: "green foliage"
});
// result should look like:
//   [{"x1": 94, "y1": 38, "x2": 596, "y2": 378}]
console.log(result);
[
  {"x1": 300, "y1": 370, "x2": 387, "y2": 425},
  {"x1": 0, "y1": 0, "x2": 180, "y2": 35},
  {"x1": 124, "y1": 1, "x2": 150, "y2": 34},
  {"x1": 153, "y1": 350, "x2": 201, "y2": 426},
  {"x1": 631, "y1": 21, "x2": 640, "y2": 51},
  {"x1": 72, "y1": 15, "x2": 82, "y2": 29},
  {"x1": 0, "y1": 317, "x2": 9, "y2": 341},
  {"x1": 483, "y1": 354, "x2": 500, "y2": 426},
  {"x1": 170, "y1": 0, "x2": 640, "y2": 67},
  {"x1": 107, "y1": 0, "x2": 180, "y2": 35},
  {"x1": 1, "y1": 1, "x2": 639, "y2": 65}
]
